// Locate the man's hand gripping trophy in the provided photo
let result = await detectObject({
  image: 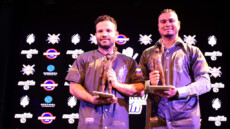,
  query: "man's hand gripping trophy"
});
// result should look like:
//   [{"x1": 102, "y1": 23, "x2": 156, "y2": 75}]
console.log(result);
[
  {"x1": 150, "y1": 43, "x2": 165, "y2": 86},
  {"x1": 101, "y1": 47, "x2": 117, "y2": 94}
]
